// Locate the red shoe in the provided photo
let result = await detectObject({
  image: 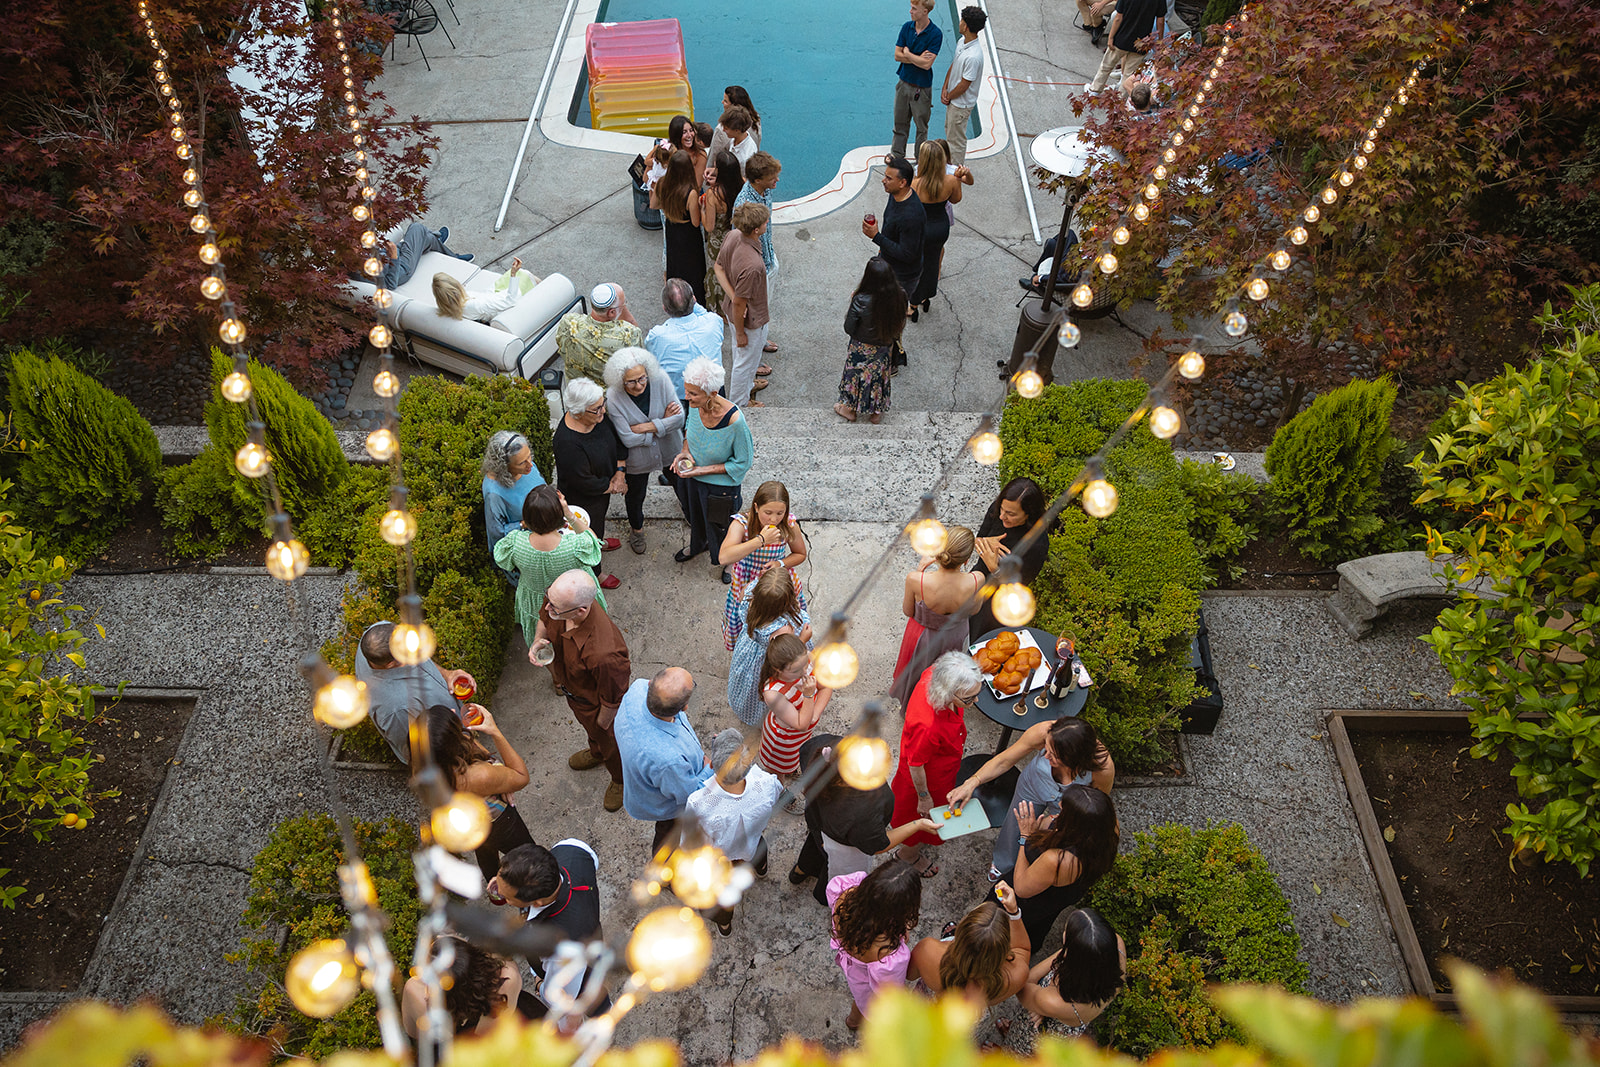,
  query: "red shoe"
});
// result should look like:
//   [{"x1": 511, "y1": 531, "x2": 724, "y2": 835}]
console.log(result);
[
  {"x1": 600, "y1": 537, "x2": 622, "y2": 551},
  {"x1": 599, "y1": 574, "x2": 621, "y2": 590}
]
